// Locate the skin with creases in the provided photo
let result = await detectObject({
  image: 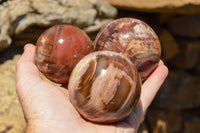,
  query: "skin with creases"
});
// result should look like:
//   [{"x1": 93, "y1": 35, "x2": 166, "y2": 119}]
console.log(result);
[
  {"x1": 68, "y1": 51, "x2": 141, "y2": 123},
  {"x1": 94, "y1": 18, "x2": 161, "y2": 81},
  {"x1": 35, "y1": 25, "x2": 93, "y2": 84}
]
